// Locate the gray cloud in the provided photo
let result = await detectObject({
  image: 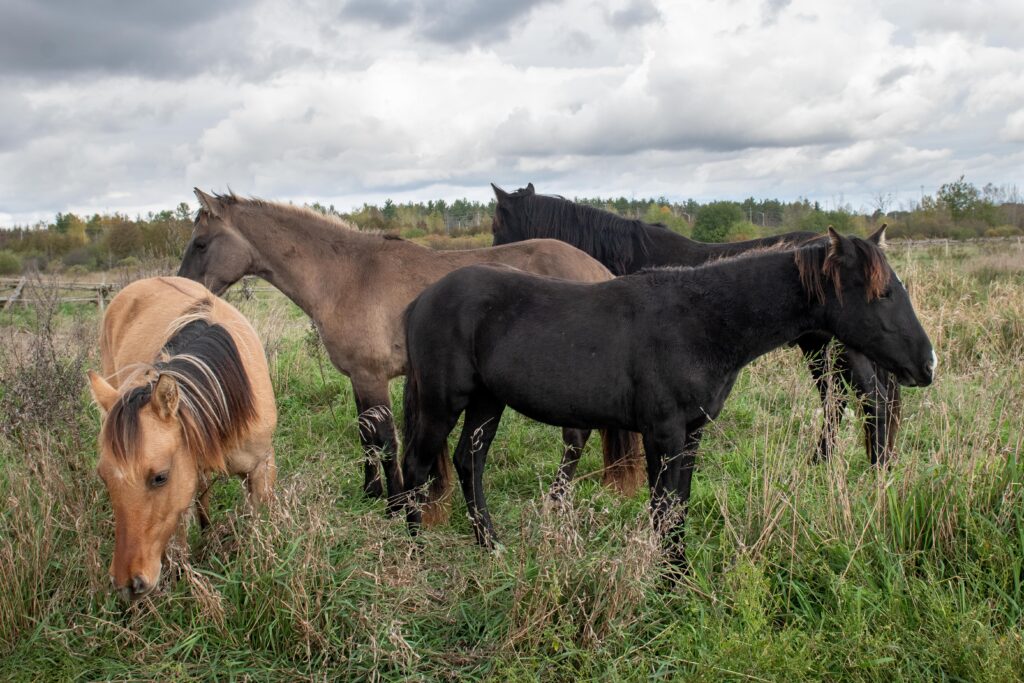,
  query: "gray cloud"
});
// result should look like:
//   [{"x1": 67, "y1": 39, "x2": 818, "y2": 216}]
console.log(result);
[
  {"x1": 338, "y1": 0, "x2": 414, "y2": 27},
  {"x1": 761, "y1": 0, "x2": 791, "y2": 25},
  {"x1": 339, "y1": 0, "x2": 555, "y2": 45},
  {"x1": 0, "y1": 0, "x2": 256, "y2": 78},
  {"x1": 607, "y1": 0, "x2": 662, "y2": 30}
]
